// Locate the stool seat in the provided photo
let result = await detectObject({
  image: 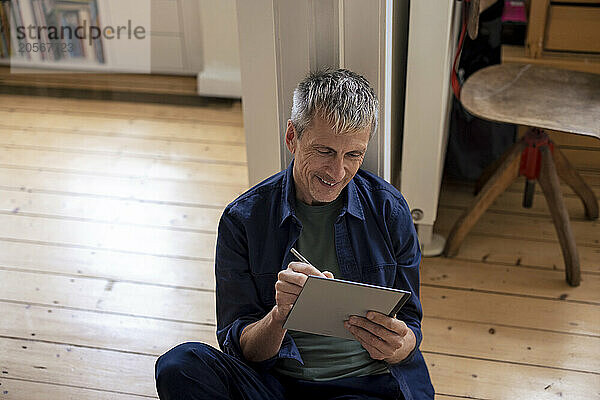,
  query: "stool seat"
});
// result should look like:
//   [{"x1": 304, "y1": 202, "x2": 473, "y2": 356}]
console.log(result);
[
  {"x1": 461, "y1": 63, "x2": 600, "y2": 138},
  {"x1": 444, "y1": 63, "x2": 599, "y2": 286}
]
